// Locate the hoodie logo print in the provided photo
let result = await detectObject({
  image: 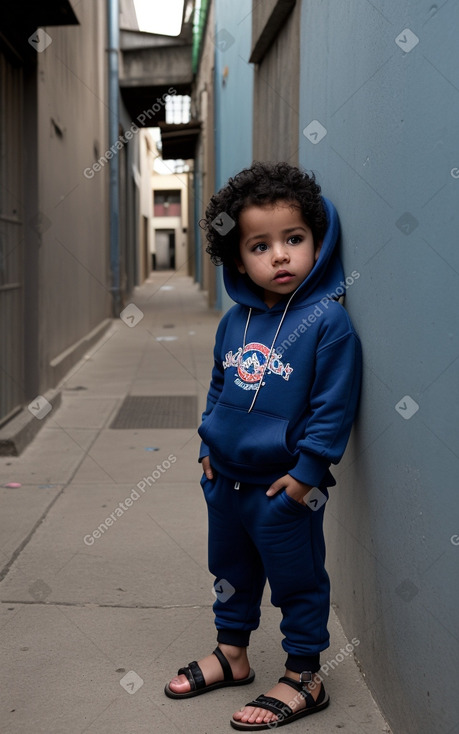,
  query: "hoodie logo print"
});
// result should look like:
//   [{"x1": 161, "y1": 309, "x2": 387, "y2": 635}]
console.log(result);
[{"x1": 223, "y1": 342, "x2": 293, "y2": 386}]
